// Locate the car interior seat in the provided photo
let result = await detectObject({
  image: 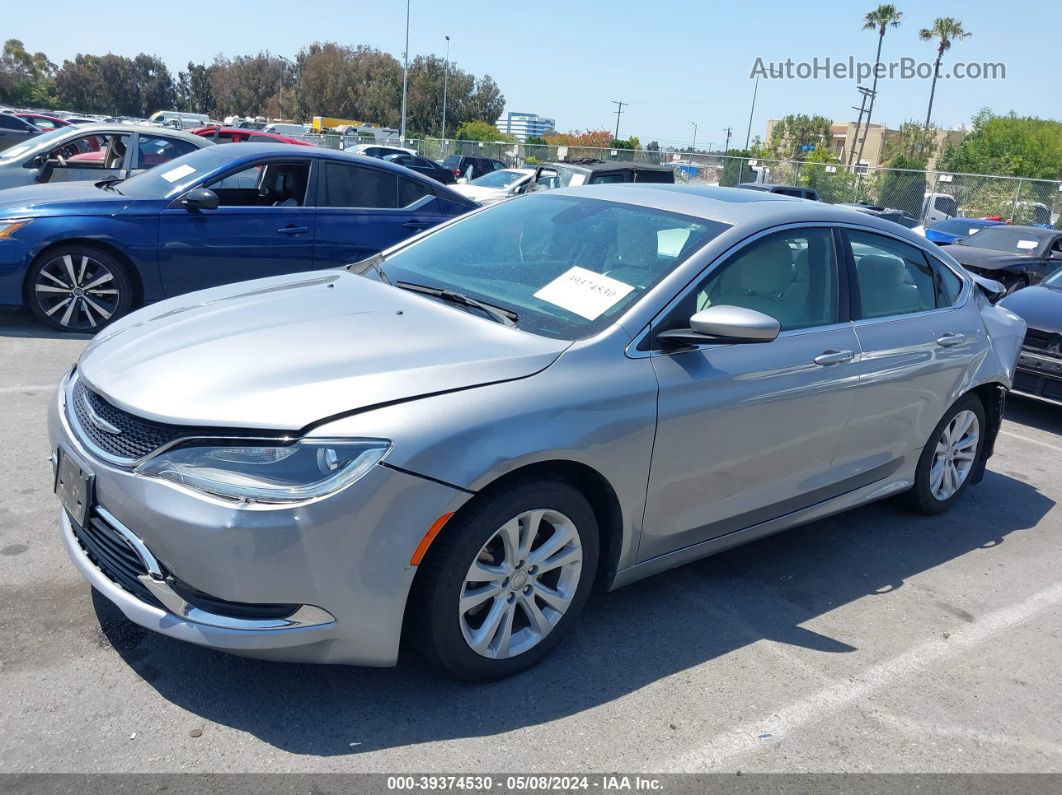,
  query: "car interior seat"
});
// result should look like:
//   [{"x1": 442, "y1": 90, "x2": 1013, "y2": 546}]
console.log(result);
[
  {"x1": 604, "y1": 225, "x2": 662, "y2": 288},
  {"x1": 856, "y1": 254, "x2": 921, "y2": 317},
  {"x1": 105, "y1": 138, "x2": 126, "y2": 169},
  {"x1": 711, "y1": 238, "x2": 800, "y2": 326}
]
